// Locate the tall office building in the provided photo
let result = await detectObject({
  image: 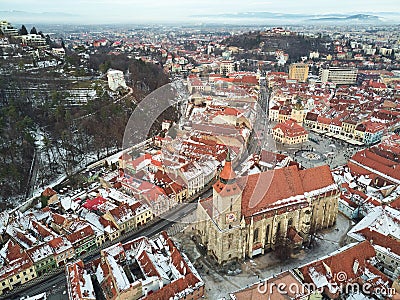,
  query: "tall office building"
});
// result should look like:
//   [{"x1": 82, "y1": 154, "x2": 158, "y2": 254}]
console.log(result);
[
  {"x1": 319, "y1": 66, "x2": 358, "y2": 85},
  {"x1": 289, "y1": 63, "x2": 309, "y2": 82}
]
